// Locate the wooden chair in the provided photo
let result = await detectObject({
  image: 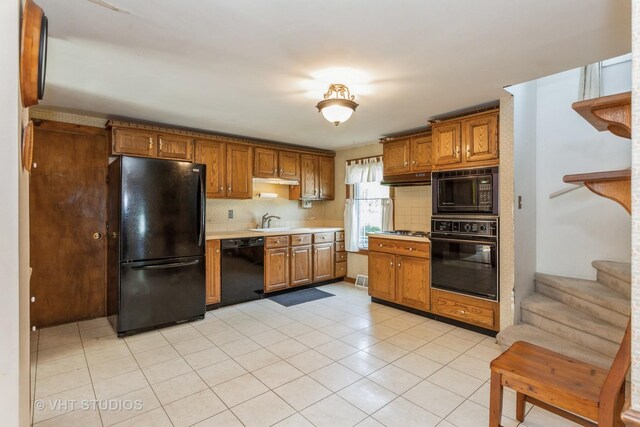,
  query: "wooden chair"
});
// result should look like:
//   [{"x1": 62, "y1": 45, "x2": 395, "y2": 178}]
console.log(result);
[{"x1": 489, "y1": 321, "x2": 630, "y2": 427}]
